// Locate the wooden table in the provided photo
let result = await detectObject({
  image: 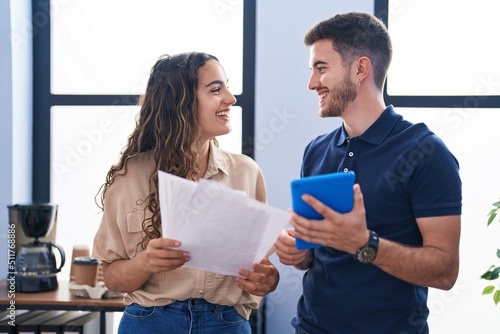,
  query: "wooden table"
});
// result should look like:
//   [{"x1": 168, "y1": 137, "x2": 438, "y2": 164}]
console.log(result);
[{"x1": 0, "y1": 279, "x2": 125, "y2": 333}]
